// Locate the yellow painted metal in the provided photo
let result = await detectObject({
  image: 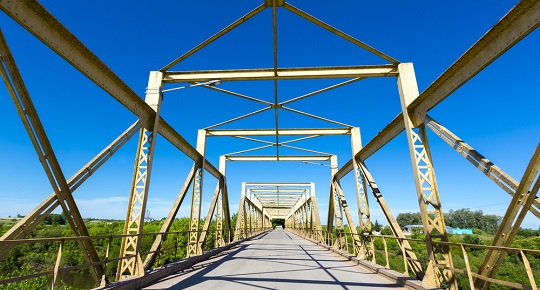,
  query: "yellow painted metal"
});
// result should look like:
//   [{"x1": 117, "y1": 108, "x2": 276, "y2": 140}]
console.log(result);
[
  {"x1": 0, "y1": 30, "x2": 102, "y2": 283},
  {"x1": 354, "y1": 159, "x2": 423, "y2": 276},
  {"x1": 283, "y1": 3, "x2": 398, "y2": 64},
  {"x1": 407, "y1": 0, "x2": 540, "y2": 126},
  {"x1": 426, "y1": 115, "x2": 540, "y2": 218},
  {"x1": 142, "y1": 165, "x2": 196, "y2": 269},
  {"x1": 351, "y1": 128, "x2": 373, "y2": 260},
  {"x1": 187, "y1": 130, "x2": 208, "y2": 257},
  {"x1": 335, "y1": 0, "x2": 540, "y2": 181},
  {"x1": 161, "y1": 4, "x2": 266, "y2": 71},
  {"x1": 461, "y1": 245, "x2": 475, "y2": 290},
  {"x1": 188, "y1": 166, "x2": 204, "y2": 257},
  {"x1": 476, "y1": 143, "x2": 540, "y2": 289},
  {"x1": 397, "y1": 63, "x2": 456, "y2": 289},
  {"x1": 163, "y1": 65, "x2": 397, "y2": 82},
  {"x1": 207, "y1": 128, "x2": 351, "y2": 136},
  {"x1": 520, "y1": 250, "x2": 538, "y2": 290},
  {"x1": 0, "y1": 121, "x2": 140, "y2": 260},
  {"x1": 118, "y1": 72, "x2": 163, "y2": 279},
  {"x1": 52, "y1": 240, "x2": 63, "y2": 289}
]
